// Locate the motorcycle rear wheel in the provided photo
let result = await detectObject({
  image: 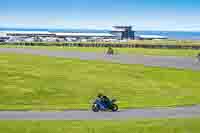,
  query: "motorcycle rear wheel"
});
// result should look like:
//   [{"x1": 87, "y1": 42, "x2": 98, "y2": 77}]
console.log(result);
[
  {"x1": 92, "y1": 104, "x2": 100, "y2": 112},
  {"x1": 111, "y1": 104, "x2": 118, "y2": 112}
]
